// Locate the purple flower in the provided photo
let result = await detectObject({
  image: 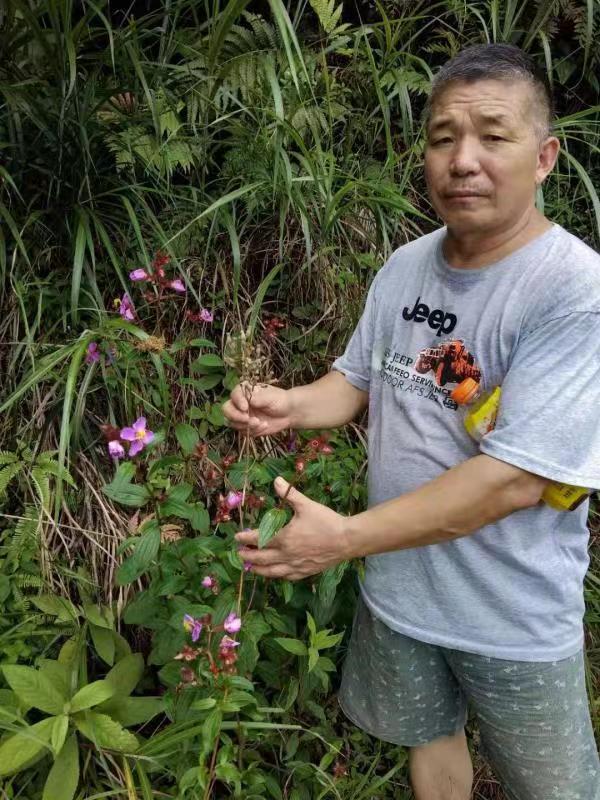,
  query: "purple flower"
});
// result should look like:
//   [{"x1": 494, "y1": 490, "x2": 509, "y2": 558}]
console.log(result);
[
  {"x1": 108, "y1": 440, "x2": 125, "y2": 459},
  {"x1": 118, "y1": 293, "x2": 135, "y2": 321},
  {"x1": 223, "y1": 612, "x2": 242, "y2": 634},
  {"x1": 130, "y1": 268, "x2": 149, "y2": 281},
  {"x1": 243, "y1": 561, "x2": 253, "y2": 572},
  {"x1": 183, "y1": 614, "x2": 203, "y2": 642},
  {"x1": 201, "y1": 575, "x2": 214, "y2": 589},
  {"x1": 225, "y1": 490, "x2": 243, "y2": 510},
  {"x1": 85, "y1": 342, "x2": 100, "y2": 365},
  {"x1": 120, "y1": 416, "x2": 154, "y2": 457},
  {"x1": 169, "y1": 279, "x2": 186, "y2": 293},
  {"x1": 200, "y1": 308, "x2": 214, "y2": 323},
  {"x1": 219, "y1": 635, "x2": 240, "y2": 650},
  {"x1": 286, "y1": 432, "x2": 297, "y2": 453}
]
